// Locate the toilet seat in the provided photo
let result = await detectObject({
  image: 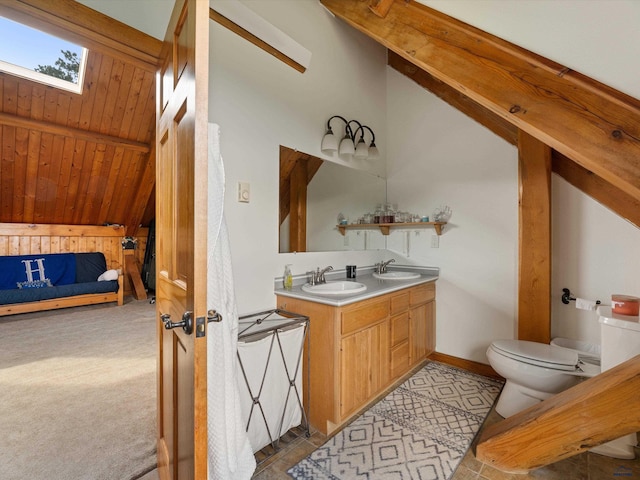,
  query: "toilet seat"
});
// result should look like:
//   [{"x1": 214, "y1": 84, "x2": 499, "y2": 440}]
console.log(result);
[{"x1": 490, "y1": 339, "x2": 578, "y2": 371}]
